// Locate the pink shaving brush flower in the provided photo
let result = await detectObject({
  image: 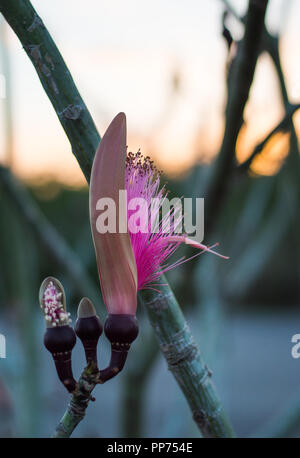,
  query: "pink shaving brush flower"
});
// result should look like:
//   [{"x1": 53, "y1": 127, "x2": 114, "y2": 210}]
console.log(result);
[
  {"x1": 89, "y1": 112, "x2": 227, "y2": 382},
  {"x1": 125, "y1": 151, "x2": 228, "y2": 292}
]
